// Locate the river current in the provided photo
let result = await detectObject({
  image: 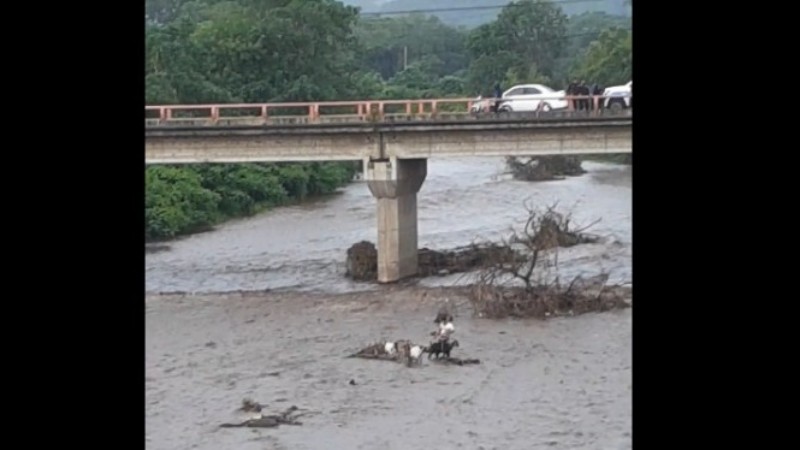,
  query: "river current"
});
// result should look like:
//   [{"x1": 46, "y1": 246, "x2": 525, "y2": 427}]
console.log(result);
[
  {"x1": 145, "y1": 157, "x2": 632, "y2": 450},
  {"x1": 145, "y1": 158, "x2": 631, "y2": 294}
]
